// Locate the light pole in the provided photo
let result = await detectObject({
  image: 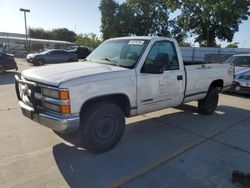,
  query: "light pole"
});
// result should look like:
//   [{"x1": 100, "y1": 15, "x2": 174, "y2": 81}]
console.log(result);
[{"x1": 20, "y1": 8, "x2": 30, "y2": 51}]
